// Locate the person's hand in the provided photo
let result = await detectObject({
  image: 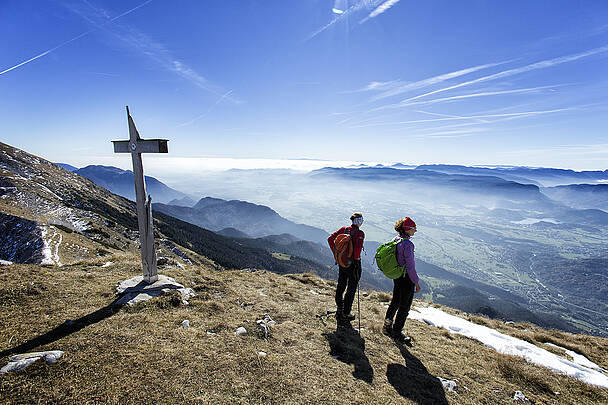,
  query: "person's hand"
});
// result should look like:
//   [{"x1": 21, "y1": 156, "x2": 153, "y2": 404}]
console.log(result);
[{"x1": 415, "y1": 283, "x2": 421, "y2": 293}]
